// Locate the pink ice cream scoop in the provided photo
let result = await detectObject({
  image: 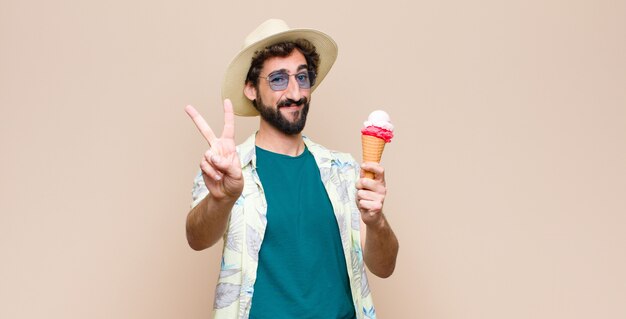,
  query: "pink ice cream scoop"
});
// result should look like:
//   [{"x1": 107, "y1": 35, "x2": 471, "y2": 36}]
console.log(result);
[{"x1": 361, "y1": 110, "x2": 394, "y2": 142}]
